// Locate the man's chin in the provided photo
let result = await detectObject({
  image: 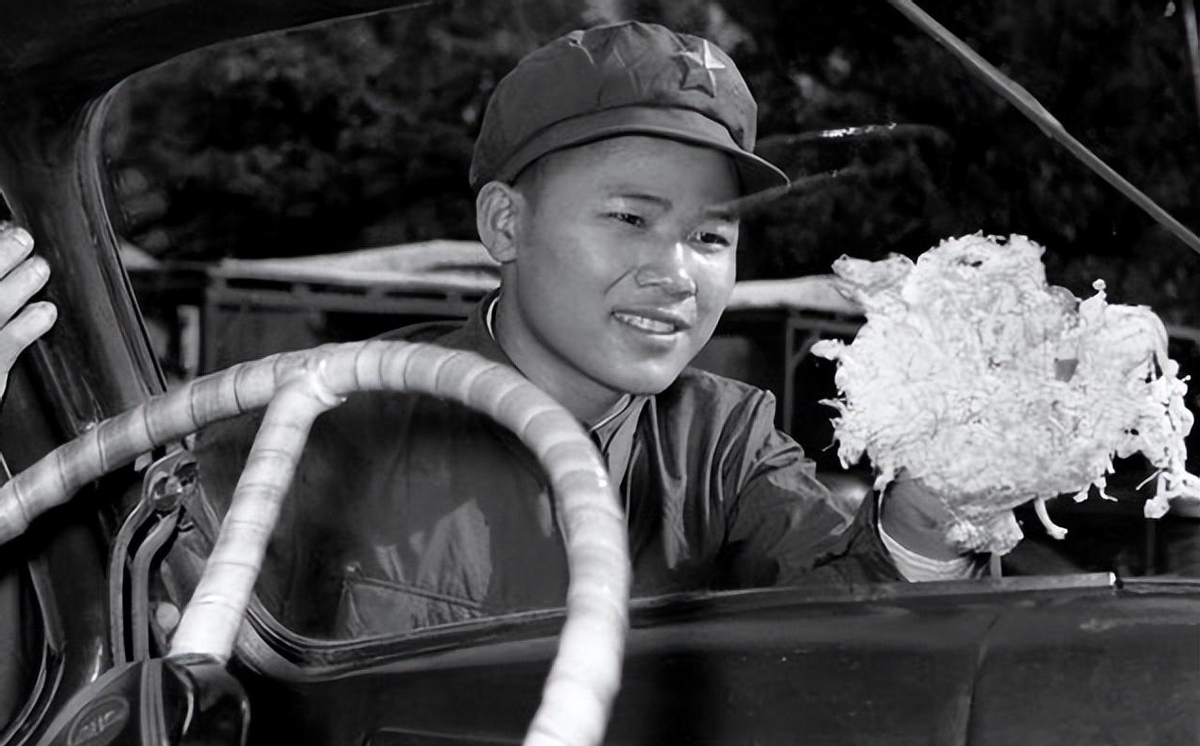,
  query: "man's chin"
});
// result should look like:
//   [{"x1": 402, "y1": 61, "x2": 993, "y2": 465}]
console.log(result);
[{"x1": 600, "y1": 362, "x2": 688, "y2": 396}]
